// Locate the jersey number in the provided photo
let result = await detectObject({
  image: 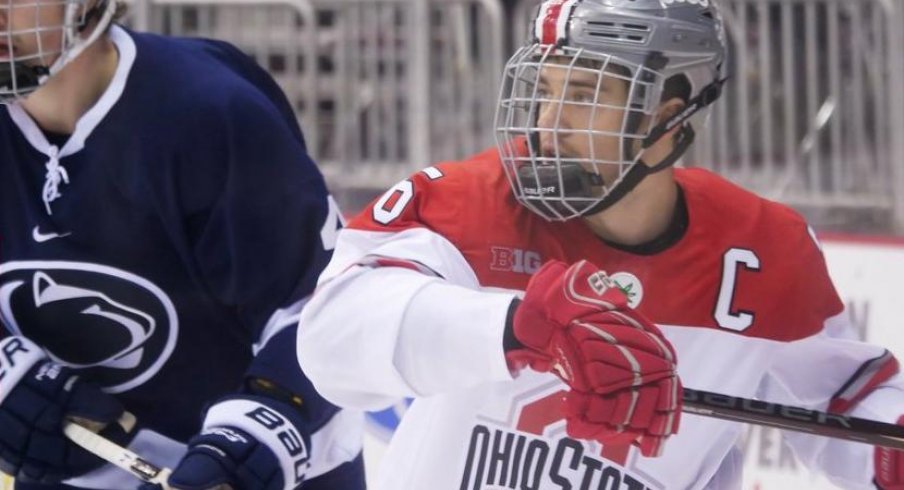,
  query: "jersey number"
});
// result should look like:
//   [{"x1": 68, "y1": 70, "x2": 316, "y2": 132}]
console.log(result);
[
  {"x1": 373, "y1": 180, "x2": 414, "y2": 225},
  {"x1": 372, "y1": 168, "x2": 445, "y2": 225},
  {"x1": 714, "y1": 248, "x2": 760, "y2": 331}
]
